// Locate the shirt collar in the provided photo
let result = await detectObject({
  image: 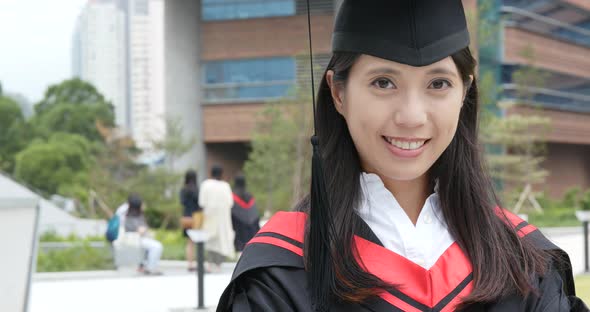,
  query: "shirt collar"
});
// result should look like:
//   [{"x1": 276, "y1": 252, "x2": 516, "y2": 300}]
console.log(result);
[{"x1": 358, "y1": 172, "x2": 445, "y2": 225}]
